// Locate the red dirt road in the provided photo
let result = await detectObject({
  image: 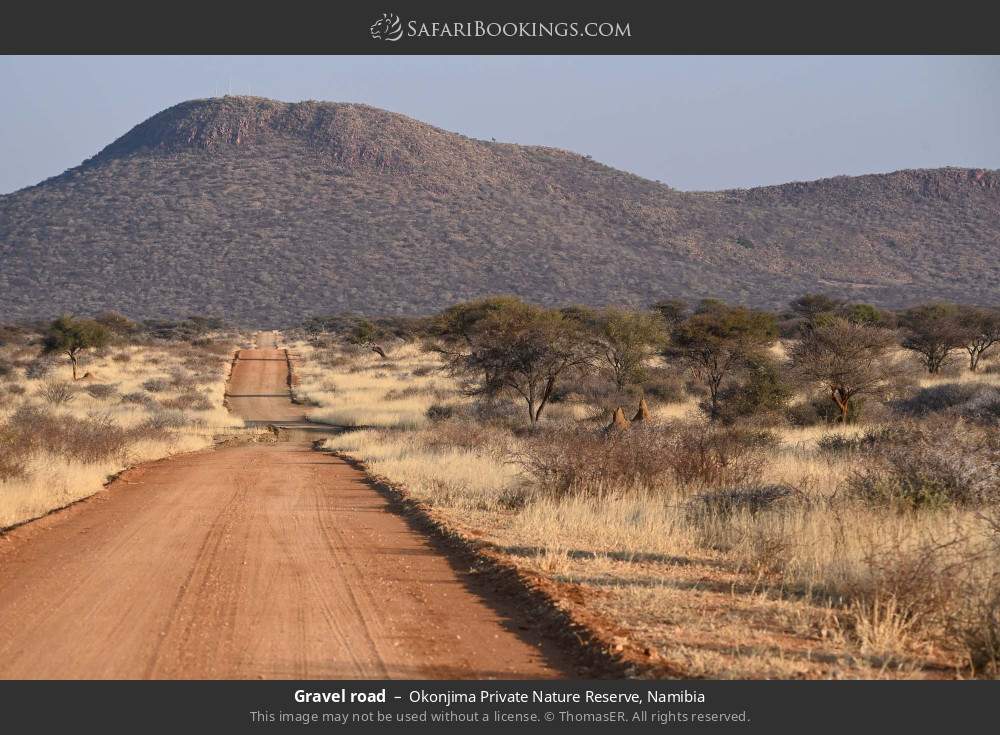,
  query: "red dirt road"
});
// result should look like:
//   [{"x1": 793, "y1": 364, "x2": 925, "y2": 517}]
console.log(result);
[
  {"x1": 0, "y1": 336, "x2": 570, "y2": 679},
  {"x1": 225, "y1": 332, "x2": 304, "y2": 425}
]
